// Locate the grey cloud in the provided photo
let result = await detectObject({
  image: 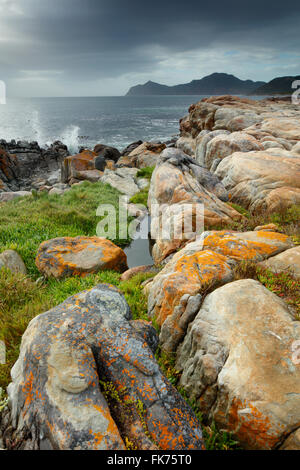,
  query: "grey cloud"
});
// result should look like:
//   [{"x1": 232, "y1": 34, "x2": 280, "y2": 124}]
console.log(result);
[{"x1": 0, "y1": 0, "x2": 299, "y2": 95}]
